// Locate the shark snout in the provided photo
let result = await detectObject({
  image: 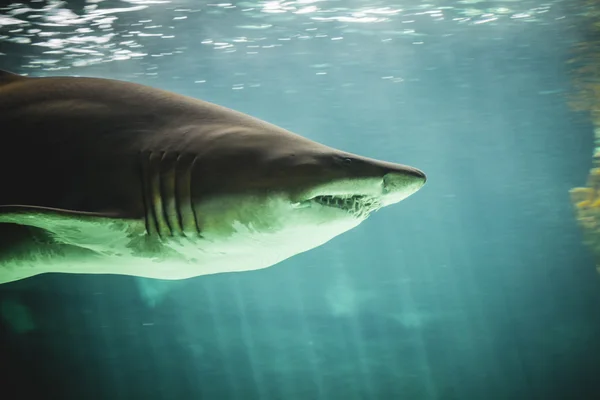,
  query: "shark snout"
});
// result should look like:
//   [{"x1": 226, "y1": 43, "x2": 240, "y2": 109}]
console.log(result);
[
  {"x1": 381, "y1": 165, "x2": 426, "y2": 204},
  {"x1": 397, "y1": 165, "x2": 426, "y2": 183}
]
